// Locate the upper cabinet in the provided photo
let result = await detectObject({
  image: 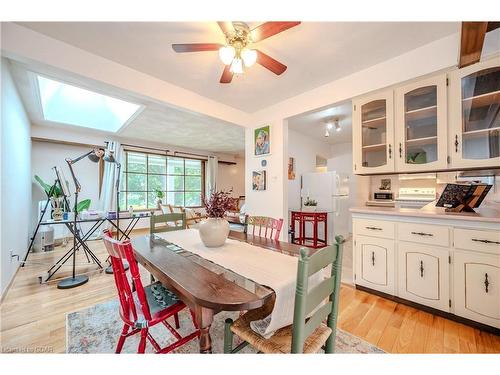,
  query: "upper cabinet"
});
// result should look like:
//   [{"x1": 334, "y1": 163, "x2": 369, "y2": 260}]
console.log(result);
[
  {"x1": 353, "y1": 57, "x2": 500, "y2": 175},
  {"x1": 353, "y1": 90, "x2": 395, "y2": 174},
  {"x1": 449, "y1": 58, "x2": 500, "y2": 169},
  {"x1": 394, "y1": 74, "x2": 448, "y2": 172}
]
